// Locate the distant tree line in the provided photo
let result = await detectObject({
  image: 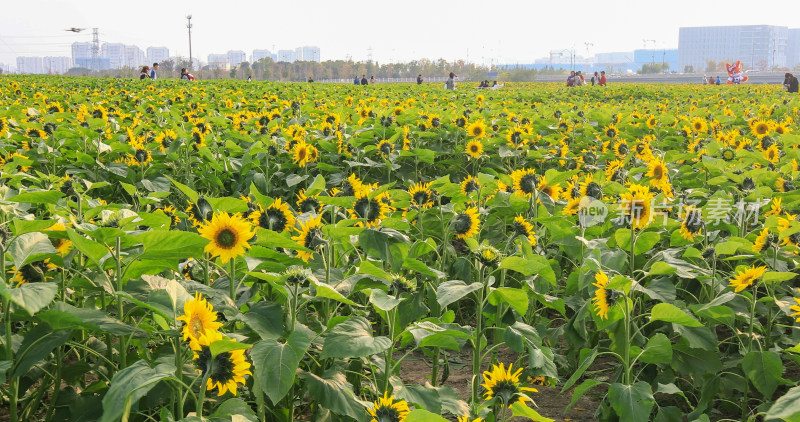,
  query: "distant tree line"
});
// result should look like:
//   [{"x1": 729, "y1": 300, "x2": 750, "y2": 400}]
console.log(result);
[{"x1": 61, "y1": 58, "x2": 571, "y2": 82}]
